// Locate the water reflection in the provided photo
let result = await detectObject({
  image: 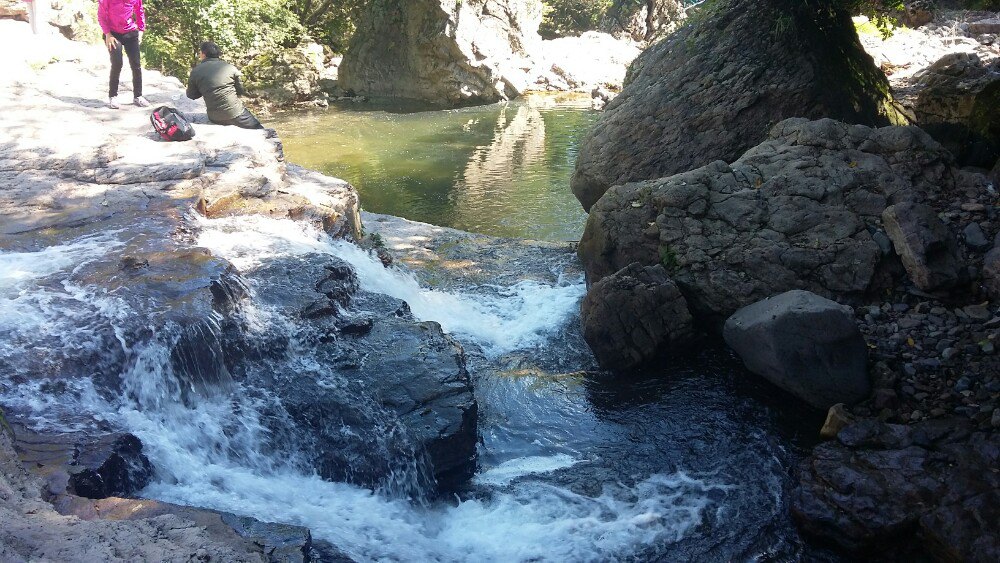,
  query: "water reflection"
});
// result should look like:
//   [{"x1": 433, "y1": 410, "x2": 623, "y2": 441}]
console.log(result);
[{"x1": 271, "y1": 94, "x2": 597, "y2": 241}]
